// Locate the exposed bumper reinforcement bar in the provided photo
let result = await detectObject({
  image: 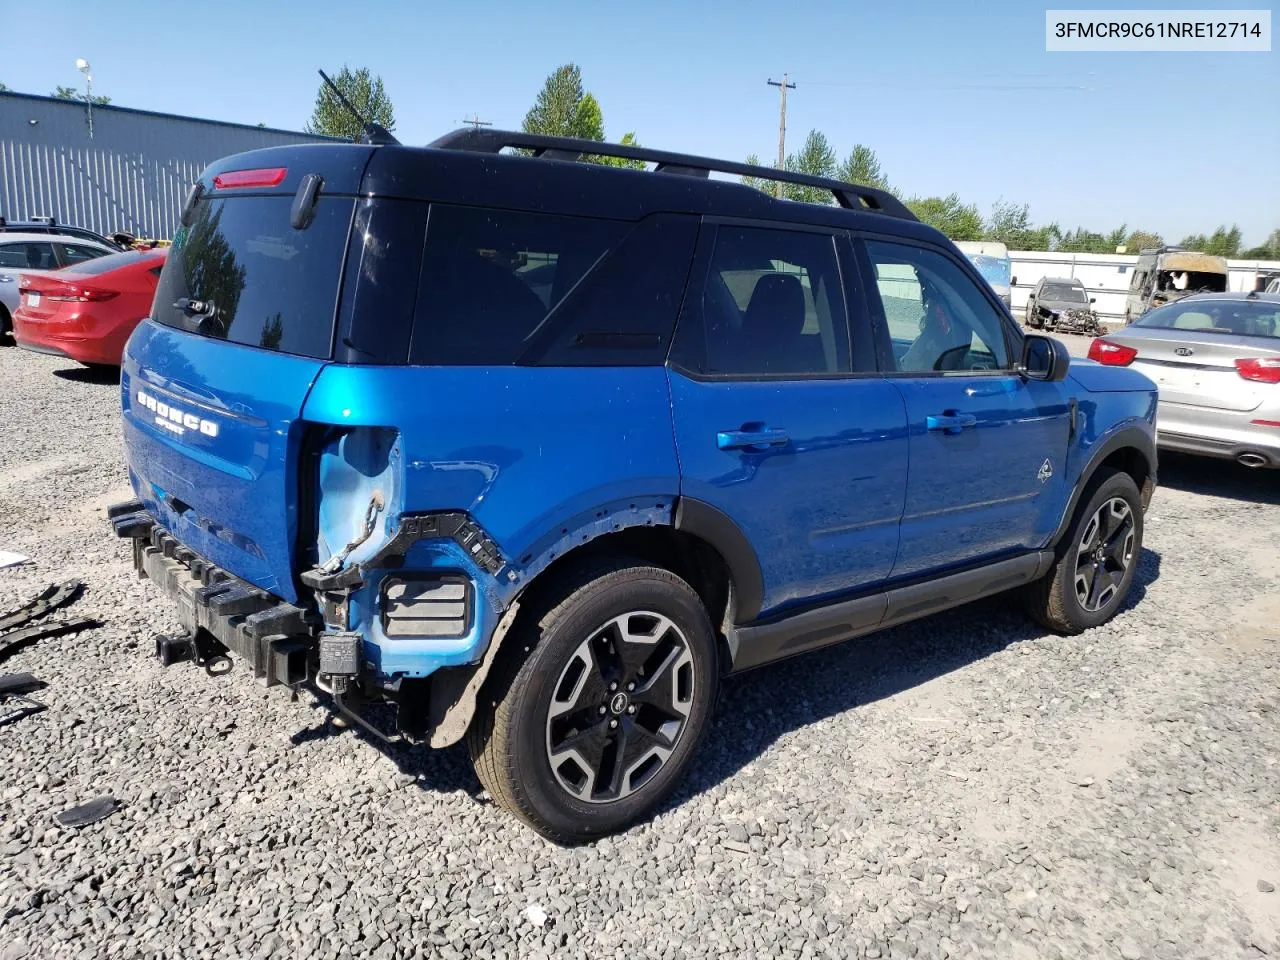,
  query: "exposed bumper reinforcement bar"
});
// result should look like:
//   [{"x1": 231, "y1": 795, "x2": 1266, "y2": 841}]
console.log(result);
[{"x1": 108, "y1": 500, "x2": 318, "y2": 687}]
